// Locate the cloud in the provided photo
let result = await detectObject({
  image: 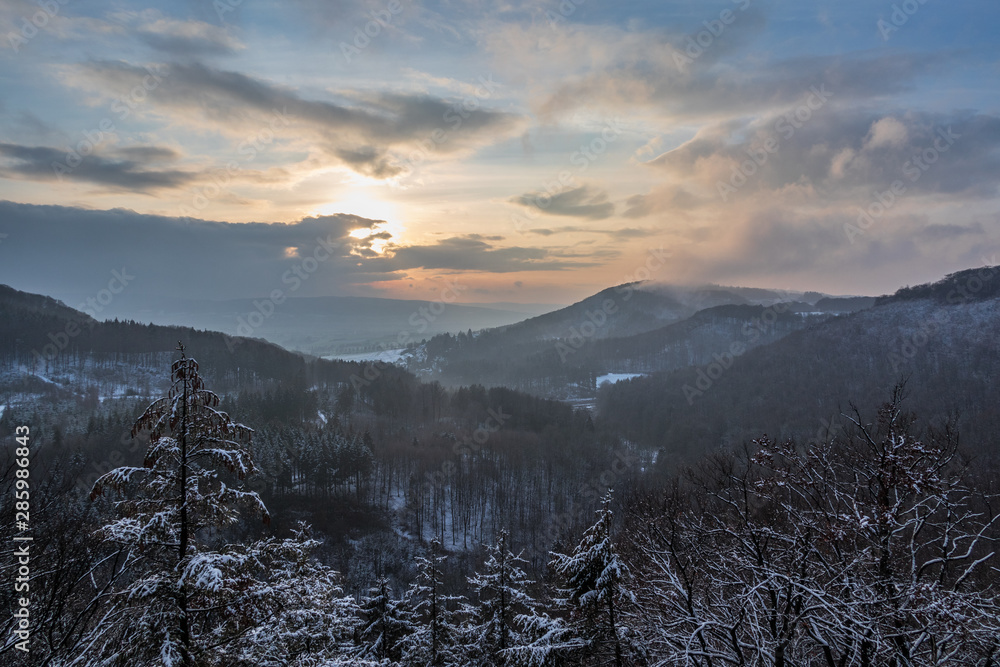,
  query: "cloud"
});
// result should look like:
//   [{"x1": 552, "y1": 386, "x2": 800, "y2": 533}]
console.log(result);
[
  {"x1": 864, "y1": 117, "x2": 909, "y2": 150},
  {"x1": 623, "y1": 186, "x2": 702, "y2": 218},
  {"x1": 917, "y1": 222, "x2": 985, "y2": 241},
  {"x1": 510, "y1": 184, "x2": 615, "y2": 219},
  {"x1": 0, "y1": 142, "x2": 195, "y2": 191},
  {"x1": 484, "y1": 13, "x2": 943, "y2": 125},
  {"x1": 0, "y1": 202, "x2": 592, "y2": 302},
  {"x1": 63, "y1": 61, "x2": 526, "y2": 181},
  {"x1": 376, "y1": 235, "x2": 596, "y2": 273},
  {"x1": 634, "y1": 111, "x2": 1000, "y2": 212},
  {"x1": 525, "y1": 225, "x2": 658, "y2": 239},
  {"x1": 136, "y1": 15, "x2": 244, "y2": 57}
]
